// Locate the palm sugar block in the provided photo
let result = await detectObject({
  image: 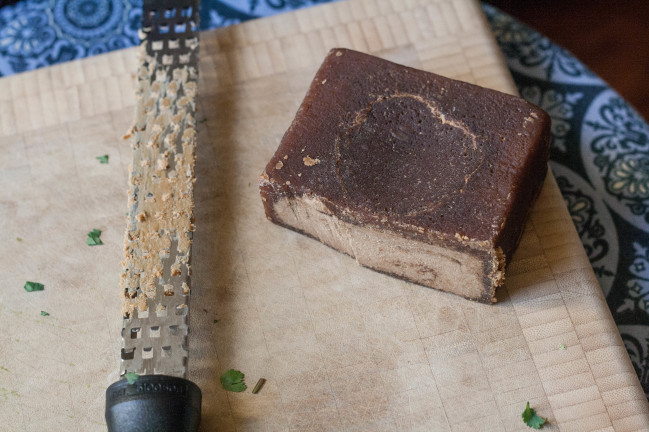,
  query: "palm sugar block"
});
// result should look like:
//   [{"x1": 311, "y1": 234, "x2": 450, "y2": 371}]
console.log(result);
[{"x1": 259, "y1": 48, "x2": 551, "y2": 303}]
